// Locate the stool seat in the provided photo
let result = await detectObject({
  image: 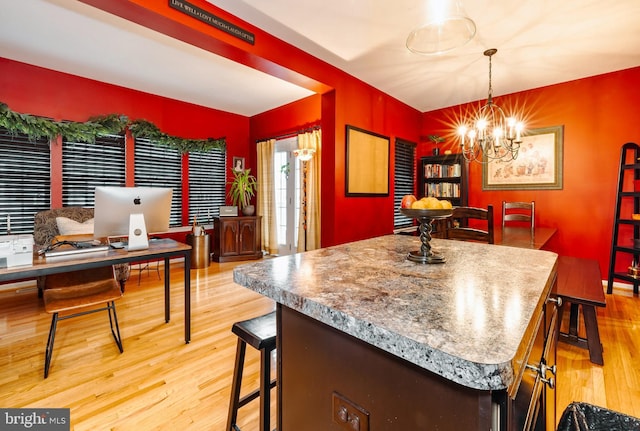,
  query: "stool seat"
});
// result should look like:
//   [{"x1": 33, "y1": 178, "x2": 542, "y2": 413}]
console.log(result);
[
  {"x1": 227, "y1": 311, "x2": 277, "y2": 431},
  {"x1": 232, "y1": 311, "x2": 277, "y2": 351}
]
